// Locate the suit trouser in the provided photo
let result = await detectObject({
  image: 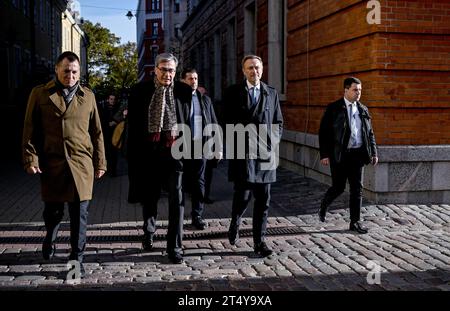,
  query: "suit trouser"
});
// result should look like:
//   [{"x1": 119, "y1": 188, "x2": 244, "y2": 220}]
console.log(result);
[
  {"x1": 43, "y1": 200, "x2": 89, "y2": 262},
  {"x1": 204, "y1": 160, "x2": 215, "y2": 199},
  {"x1": 230, "y1": 181, "x2": 271, "y2": 245},
  {"x1": 322, "y1": 148, "x2": 364, "y2": 223},
  {"x1": 184, "y1": 158, "x2": 206, "y2": 219},
  {"x1": 142, "y1": 143, "x2": 184, "y2": 255}
]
